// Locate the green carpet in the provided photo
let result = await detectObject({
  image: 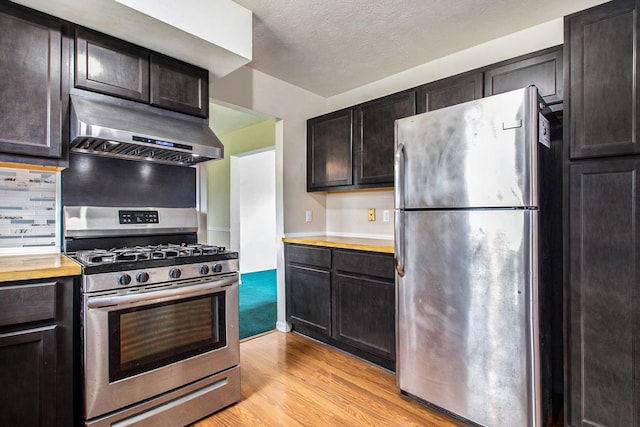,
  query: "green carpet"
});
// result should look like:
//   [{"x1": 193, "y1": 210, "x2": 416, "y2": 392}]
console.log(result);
[{"x1": 239, "y1": 269, "x2": 277, "y2": 339}]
